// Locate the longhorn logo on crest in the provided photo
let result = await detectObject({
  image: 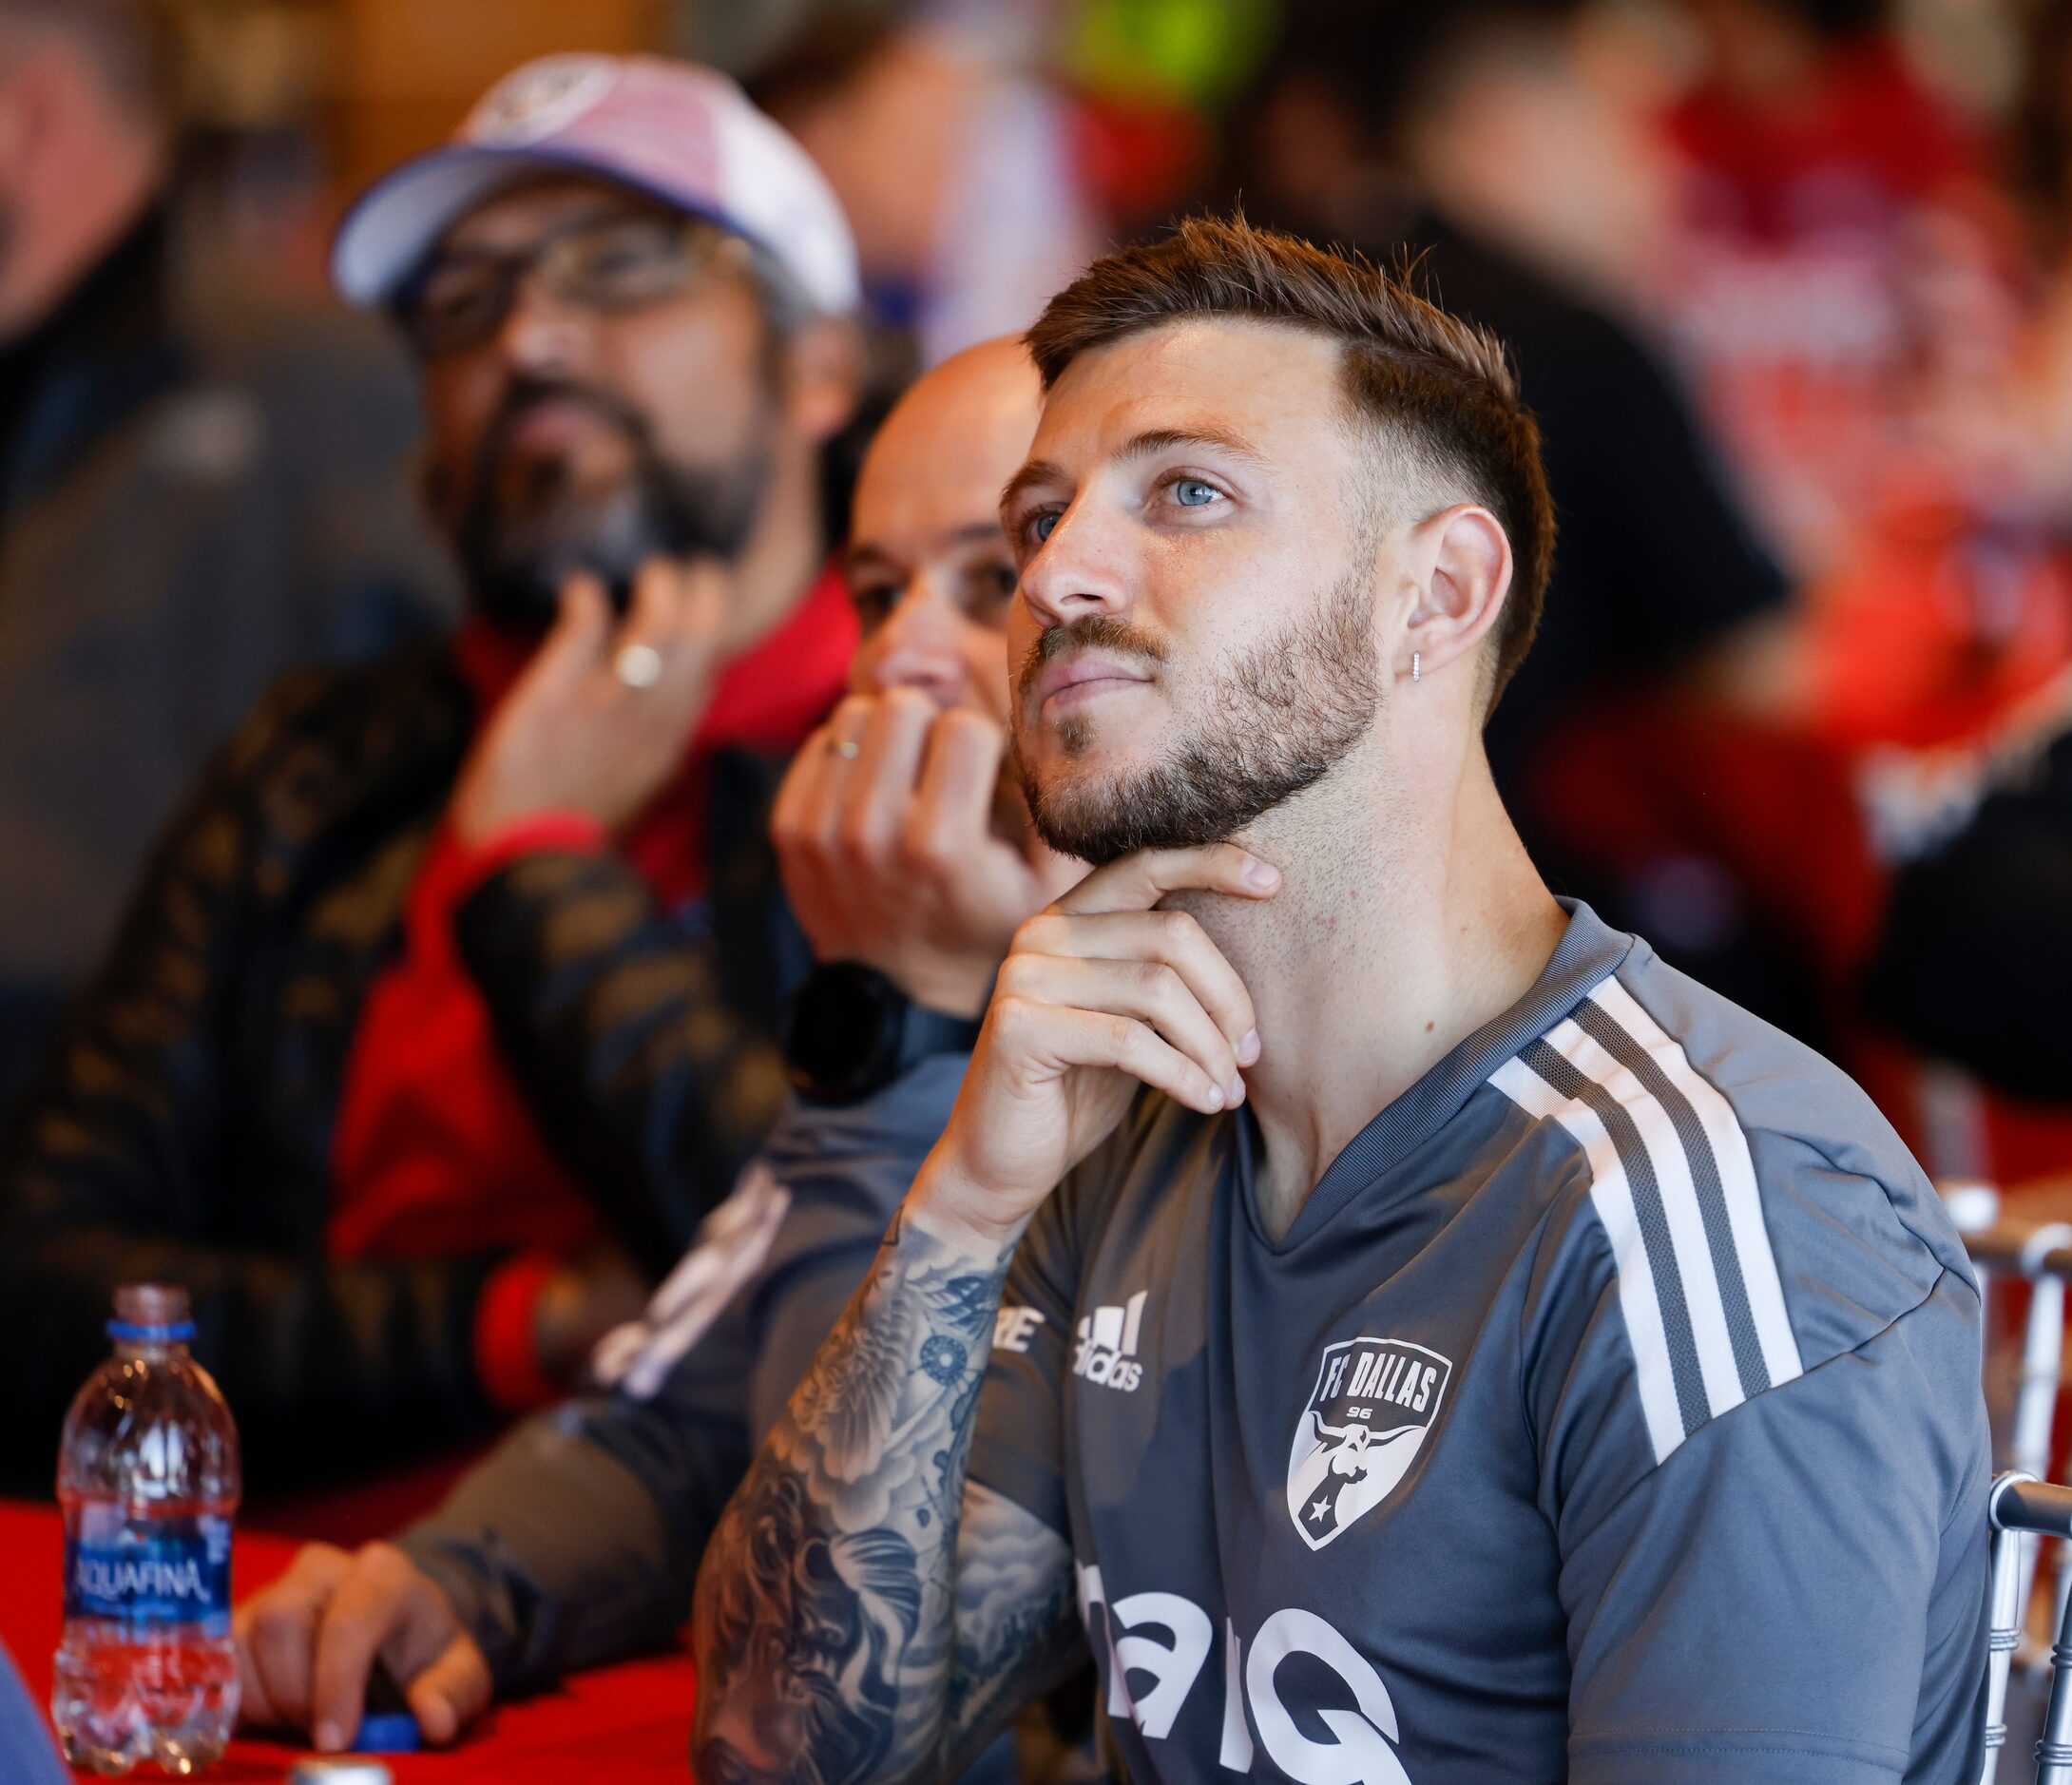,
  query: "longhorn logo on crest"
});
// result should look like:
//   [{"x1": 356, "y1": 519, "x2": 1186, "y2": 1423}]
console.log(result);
[{"x1": 1286, "y1": 1337, "x2": 1451, "y2": 1550}]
